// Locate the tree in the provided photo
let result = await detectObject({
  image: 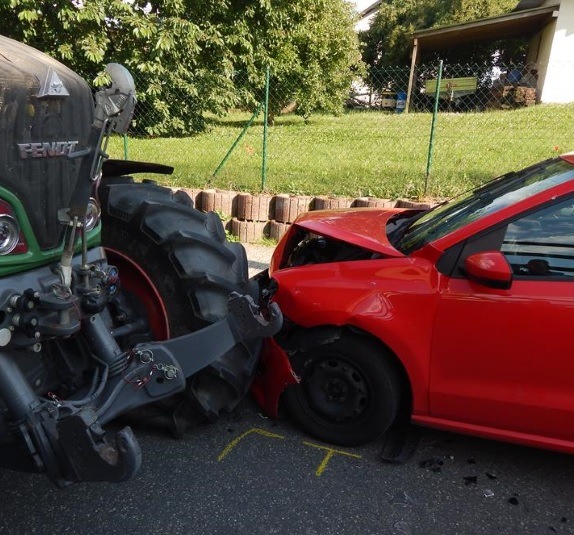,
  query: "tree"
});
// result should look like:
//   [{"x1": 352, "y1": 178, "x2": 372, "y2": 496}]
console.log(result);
[
  {"x1": 0, "y1": 0, "x2": 362, "y2": 135},
  {"x1": 360, "y1": 0, "x2": 521, "y2": 69},
  {"x1": 230, "y1": 0, "x2": 364, "y2": 120}
]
